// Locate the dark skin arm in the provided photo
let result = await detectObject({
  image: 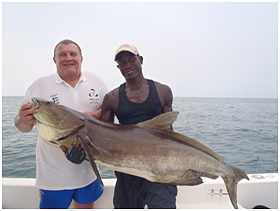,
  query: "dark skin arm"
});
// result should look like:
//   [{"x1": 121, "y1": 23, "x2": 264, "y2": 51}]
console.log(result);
[
  {"x1": 154, "y1": 81, "x2": 174, "y2": 130},
  {"x1": 154, "y1": 81, "x2": 173, "y2": 113},
  {"x1": 84, "y1": 108, "x2": 102, "y2": 120},
  {"x1": 100, "y1": 88, "x2": 119, "y2": 123}
]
